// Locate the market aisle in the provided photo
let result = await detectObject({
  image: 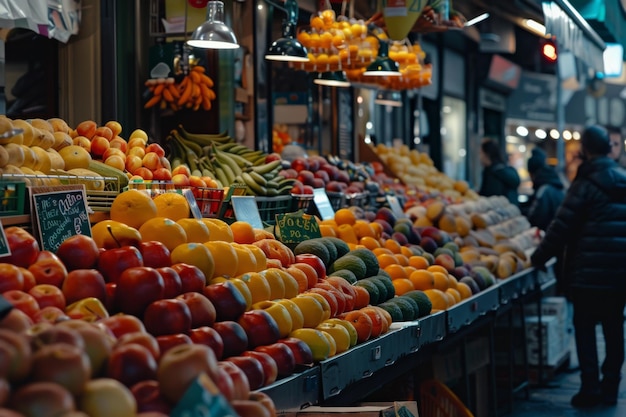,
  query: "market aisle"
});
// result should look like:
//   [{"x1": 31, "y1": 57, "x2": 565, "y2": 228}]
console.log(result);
[{"x1": 503, "y1": 309, "x2": 626, "y2": 417}]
